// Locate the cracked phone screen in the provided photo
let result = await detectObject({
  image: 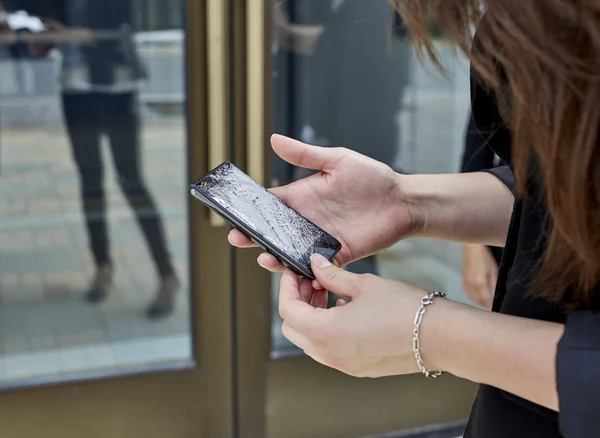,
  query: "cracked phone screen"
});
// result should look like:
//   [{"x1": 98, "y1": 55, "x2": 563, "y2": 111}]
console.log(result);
[{"x1": 196, "y1": 162, "x2": 341, "y2": 272}]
